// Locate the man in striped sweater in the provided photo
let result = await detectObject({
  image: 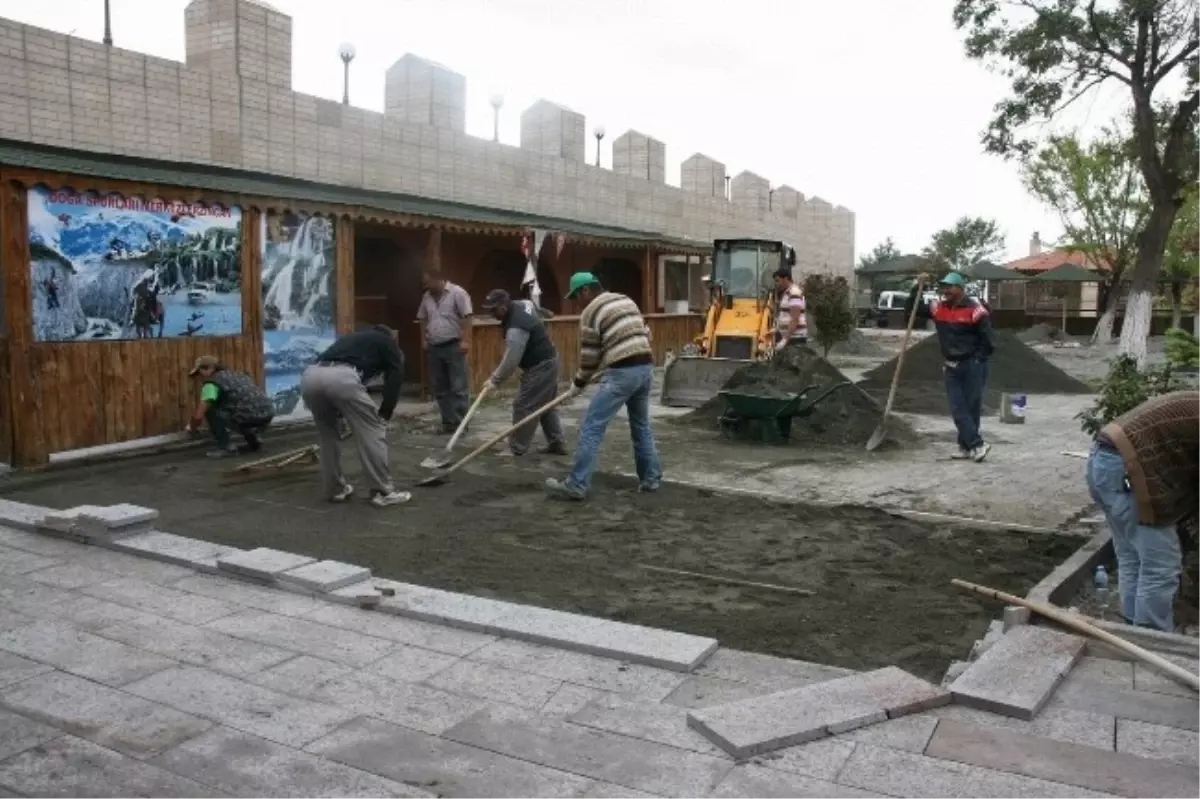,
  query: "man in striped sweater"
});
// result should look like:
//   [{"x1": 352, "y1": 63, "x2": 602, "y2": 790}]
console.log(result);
[{"x1": 545, "y1": 272, "x2": 663, "y2": 501}]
